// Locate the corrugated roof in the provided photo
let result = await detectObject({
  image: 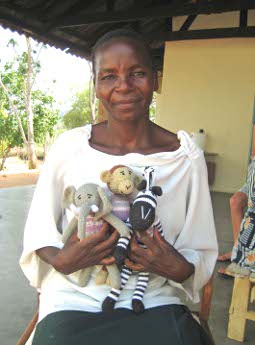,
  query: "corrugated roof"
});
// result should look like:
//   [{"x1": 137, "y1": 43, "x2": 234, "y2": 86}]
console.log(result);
[{"x1": 0, "y1": 0, "x2": 255, "y2": 69}]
